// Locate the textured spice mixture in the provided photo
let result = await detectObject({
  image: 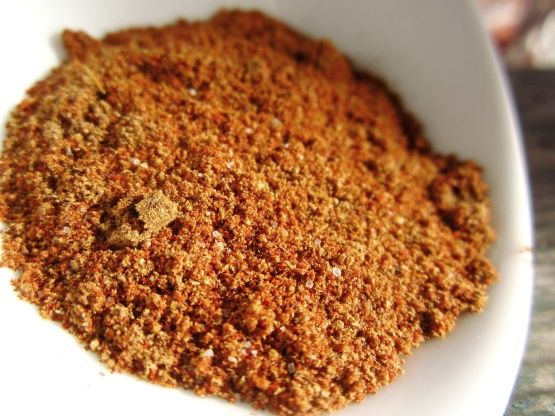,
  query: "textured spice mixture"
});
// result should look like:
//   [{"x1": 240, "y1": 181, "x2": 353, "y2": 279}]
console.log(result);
[{"x1": 0, "y1": 10, "x2": 497, "y2": 415}]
